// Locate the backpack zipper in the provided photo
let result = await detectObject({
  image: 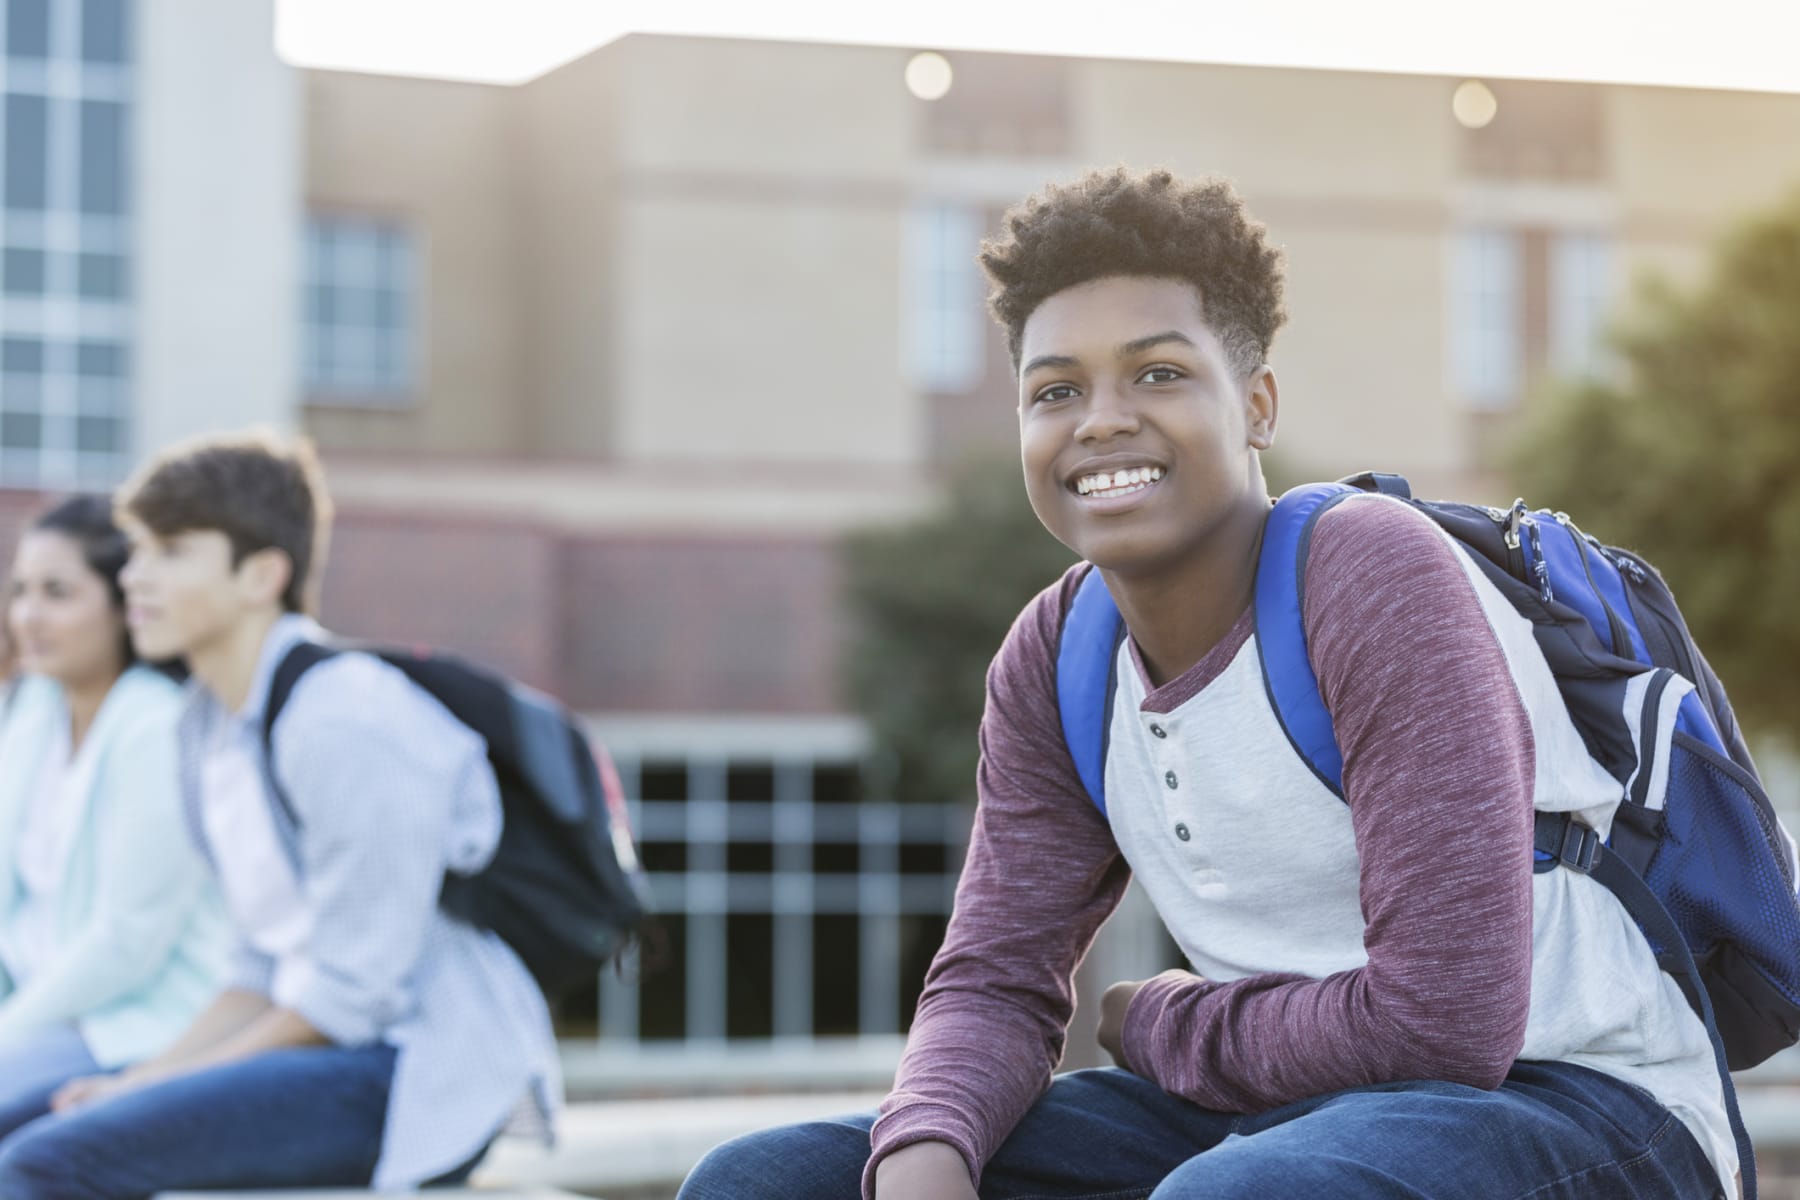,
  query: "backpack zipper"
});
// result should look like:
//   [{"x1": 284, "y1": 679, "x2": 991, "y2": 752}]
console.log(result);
[
  {"x1": 1500, "y1": 500, "x2": 1528, "y2": 582},
  {"x1": 1555, "y1": 513, "x2": 1634, "y2": 659}
]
